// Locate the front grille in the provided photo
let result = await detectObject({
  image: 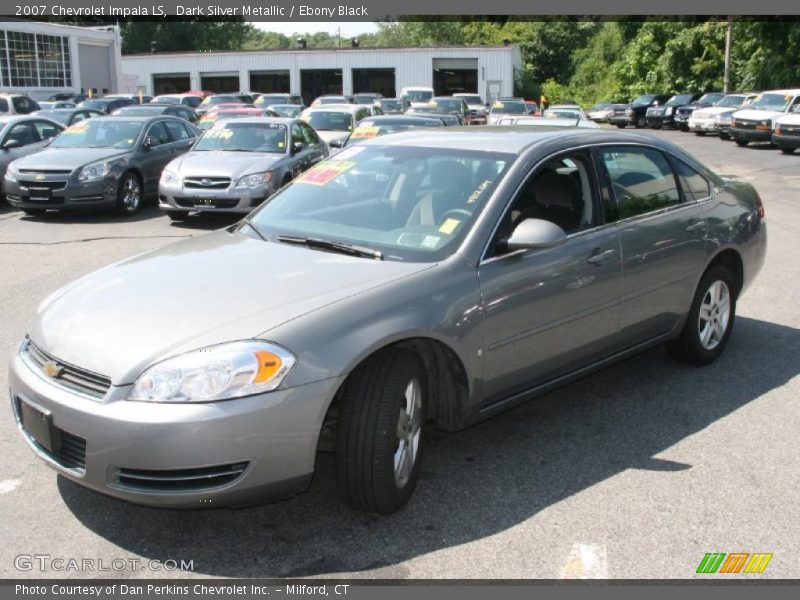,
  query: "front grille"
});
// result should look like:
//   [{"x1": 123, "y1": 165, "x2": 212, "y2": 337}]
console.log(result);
[
  {"x1": 114, "y1": 462, "x2": 249, "y2": 492},
  {"x1": 174, "y1": 197, "x2": 239, "y2": 209},
  {"x1": 677, "y1": 107, "x2": 695, "y2": 117},
  {"x1": 779, "y1": 126, "x2": 800, "y2": 135},
  {"x1": 734, "y1": 119, "x2": 757, "y2": 129},
  {"x1": 24, "y1": 340, "x2": 111, "y2": 399},
  {"x1": 183, "y1": 177, "x2": 231, "y2": 189},
  {"x1": 19, "y1": 180, "x2": 67, "y2": 191},
  {"x1": 19, "y1": 169, "x2": 72, "y2": 175}
]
